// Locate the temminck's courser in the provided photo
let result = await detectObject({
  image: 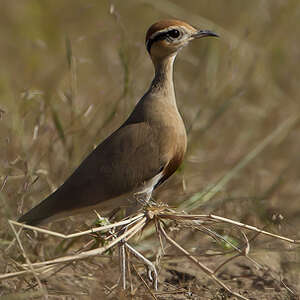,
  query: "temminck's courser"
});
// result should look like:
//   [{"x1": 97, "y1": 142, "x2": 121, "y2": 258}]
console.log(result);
[{"x1": 18, "y1": 19, "x2": 218, "y2": 226}]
